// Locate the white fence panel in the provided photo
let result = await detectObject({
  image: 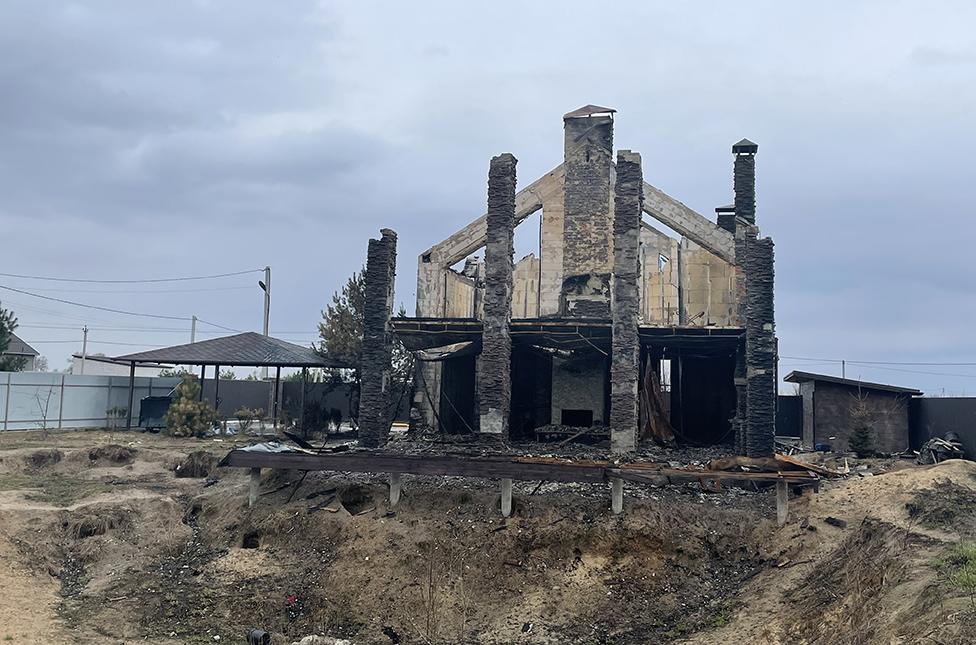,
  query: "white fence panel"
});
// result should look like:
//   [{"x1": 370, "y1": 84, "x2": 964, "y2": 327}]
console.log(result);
[{"x1": 0, "y1": 372, "x2": 181, "y2": 430}]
